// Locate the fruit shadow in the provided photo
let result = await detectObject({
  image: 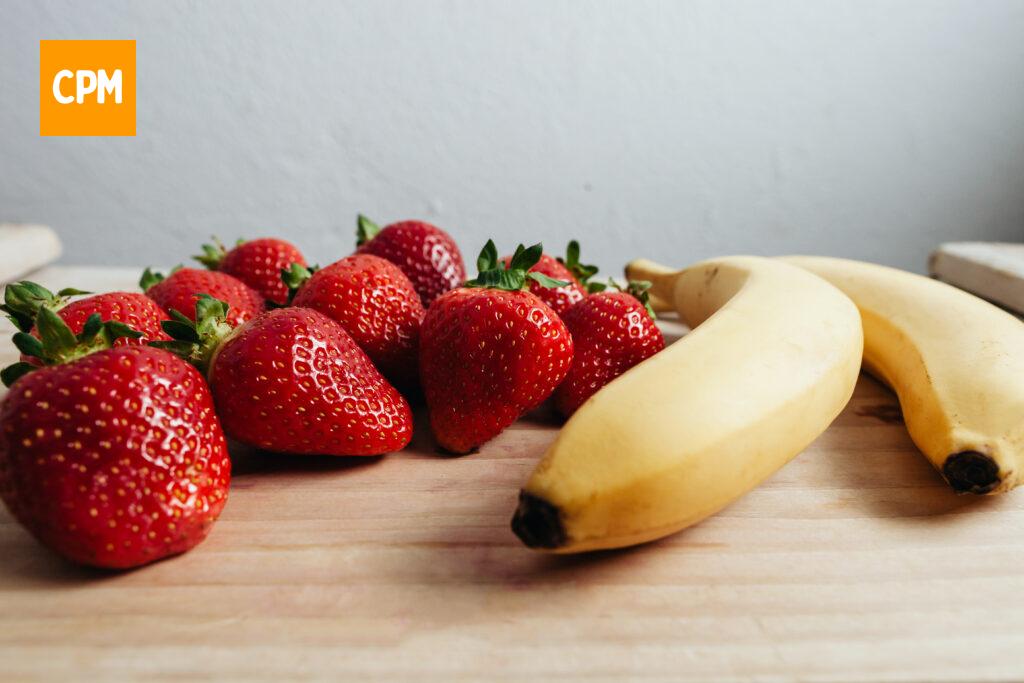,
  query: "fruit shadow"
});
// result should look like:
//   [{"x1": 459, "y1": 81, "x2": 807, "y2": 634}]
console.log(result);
[
  {"x1": 0, "y1": 460, "x2": 388, "y2": 592},
  {"x1": 497, "y1": 536, "x2": 681, "y2": 588},
  {"x1": 413, "y1": 442, "x2": 677, "y2": 589},
  {"x1": 518, "y1": 401, "x2": 564, "y2": 428},
  {"x1": 823, "y1": 373, "x2": 1006, "y2": 522},
  {"x1": 227, "y1": 440, "x2": 384, "y2": 479},
  {"x1": 425, "y1": 503, "x2": 683, "y2": 589},
  {"x1": 409, "y1": 404, "x2": 564, "y2": 458},
  {"x1": 0, "y1": 530, "x2": 179, "y2": 589}
]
